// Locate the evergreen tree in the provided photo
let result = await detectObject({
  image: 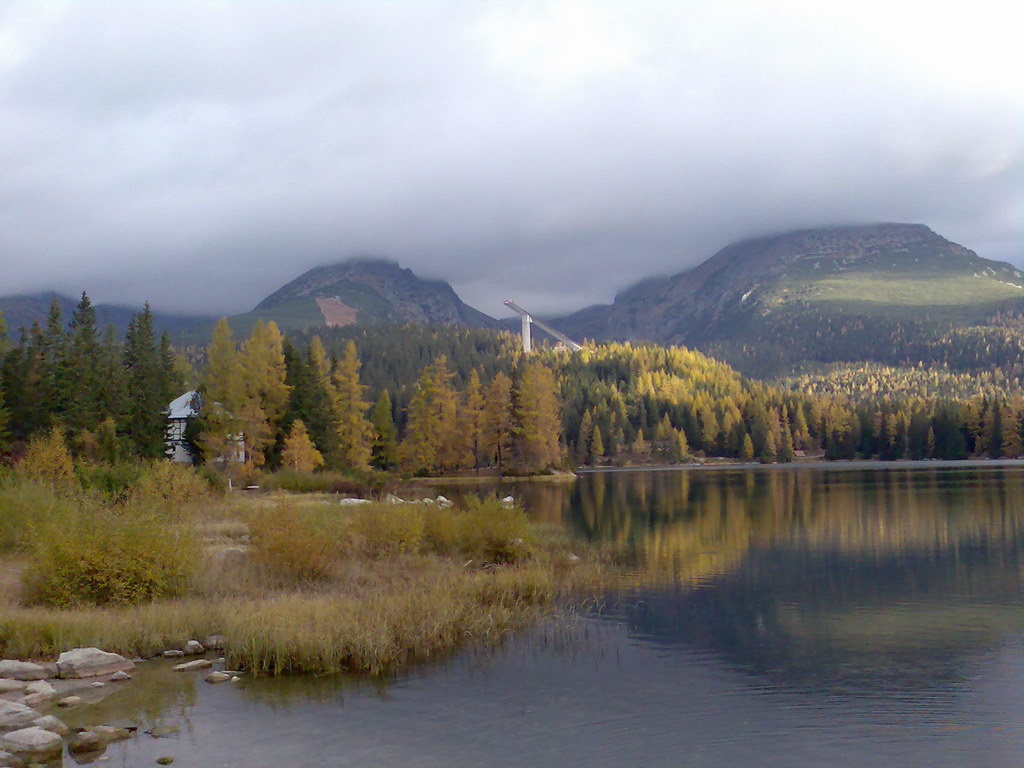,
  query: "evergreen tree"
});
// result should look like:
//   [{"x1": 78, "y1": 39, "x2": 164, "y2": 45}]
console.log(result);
[
  {"x1": 576, "y1": 410, "x2": 594, "y2": 464},
  {"x1": 589, "y1": 424, "x2": 604, "y2": 462},
  {"x1": 460, "y1": 368, "x2": 485, "y2": 470},
  {"x1": 482, "y1": 371, "x2": 513, "y2": 475},
  {"x1": 369, "y1": 390, "x2": 398, "y2": 470},
  {"x1": 199, "y1": 318, "x2": 245, "y2": 468},
  {"x1": 511, "y1": 361, "x2": 562, "y2": 473},
  {"x1": 238, "y1": 320, "x2": 289, "y2": 466},
  {"x1": 122, "y1": 303, "x2": 167, "y2": 457},
  {"x1": 62, "y1": 292, "x2": 101, "y2": 437},
  {"x1": 399, "y1": 356, "x2": 456, "y2": 474},
  {"x1": 740, "y1": 433, "x2": 755, "y2": 461},
  {"x1": 330, "y1": 341, "x2": 373, "y2": 470},
  {"x1": 281, "y1": 419, "x2": 325, "y2": 472}
]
